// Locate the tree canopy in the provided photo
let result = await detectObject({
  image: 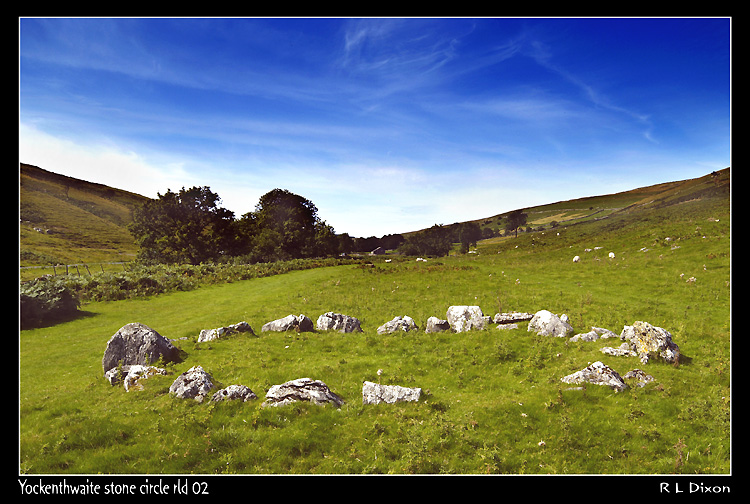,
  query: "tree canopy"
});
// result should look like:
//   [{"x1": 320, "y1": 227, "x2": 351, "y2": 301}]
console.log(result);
[
  {"x1": 129, "y1": 186, "x2": 235, "y2": 265},
  {"x1": 130, "y1": 186, "x2": 343, "y2": 265}
]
